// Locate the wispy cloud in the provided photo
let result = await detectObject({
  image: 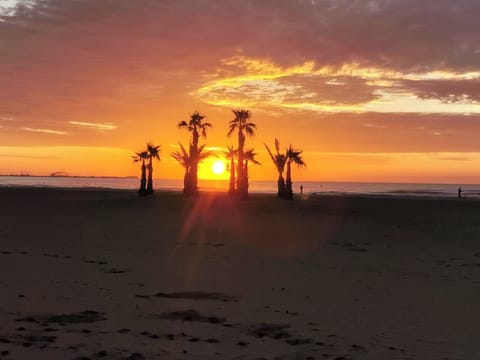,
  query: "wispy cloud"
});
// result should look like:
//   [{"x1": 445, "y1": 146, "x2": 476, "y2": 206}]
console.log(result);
[
  {"x1": 69, "y1": 121, "x2": 118, "y2": 131},
  {"x1": 0, "y1": 0, "x2": 37, "y2": 20},
  {"x1": 23, "y1": 127, "x2": 68, "y2": 135},
  {"x1": 438, "y1": 156, "x2": 471, "y2": 161},
  {"x1": 195, "y1": 56, "x2": 480, "y2": 114}
]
